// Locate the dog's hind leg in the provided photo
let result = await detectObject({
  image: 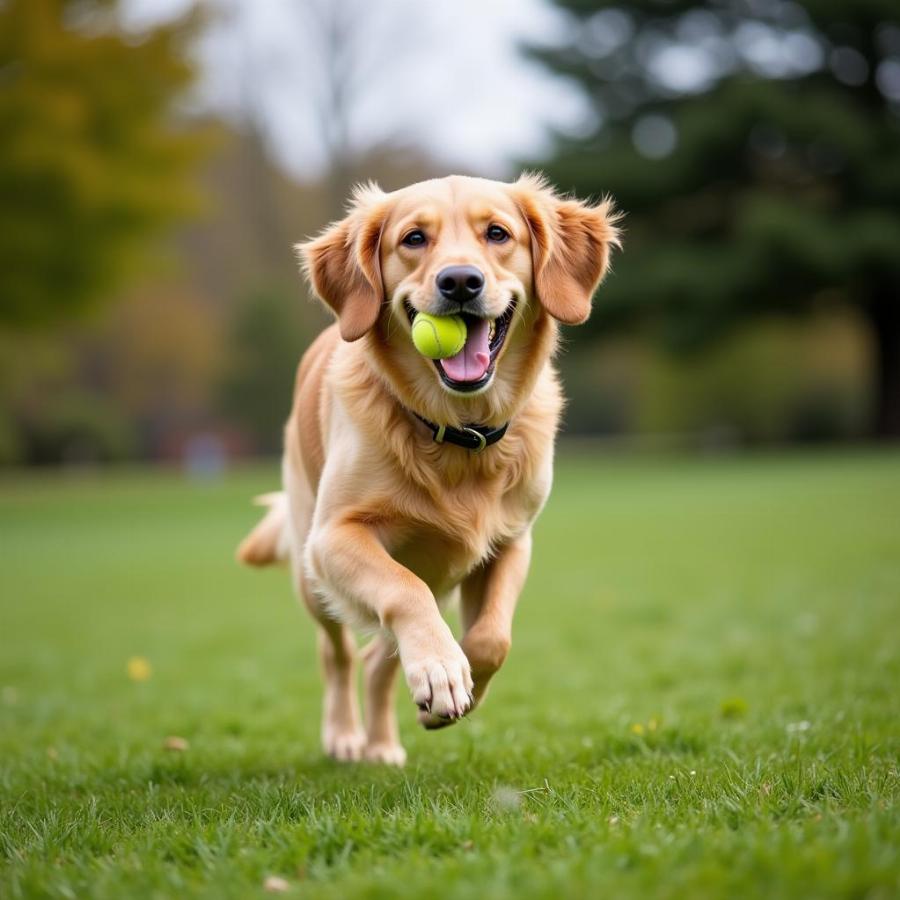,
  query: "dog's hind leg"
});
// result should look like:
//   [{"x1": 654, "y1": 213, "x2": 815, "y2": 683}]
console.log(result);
[
  {"x1": 287, "y1": 467, "x2": 366, "y2": 762},
  {"x1": 295, "y1": 568, "x2": 367, "y2": 762},
  {"x1": 361, "y1": 633, "x2": 405, "y2": 766}
]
